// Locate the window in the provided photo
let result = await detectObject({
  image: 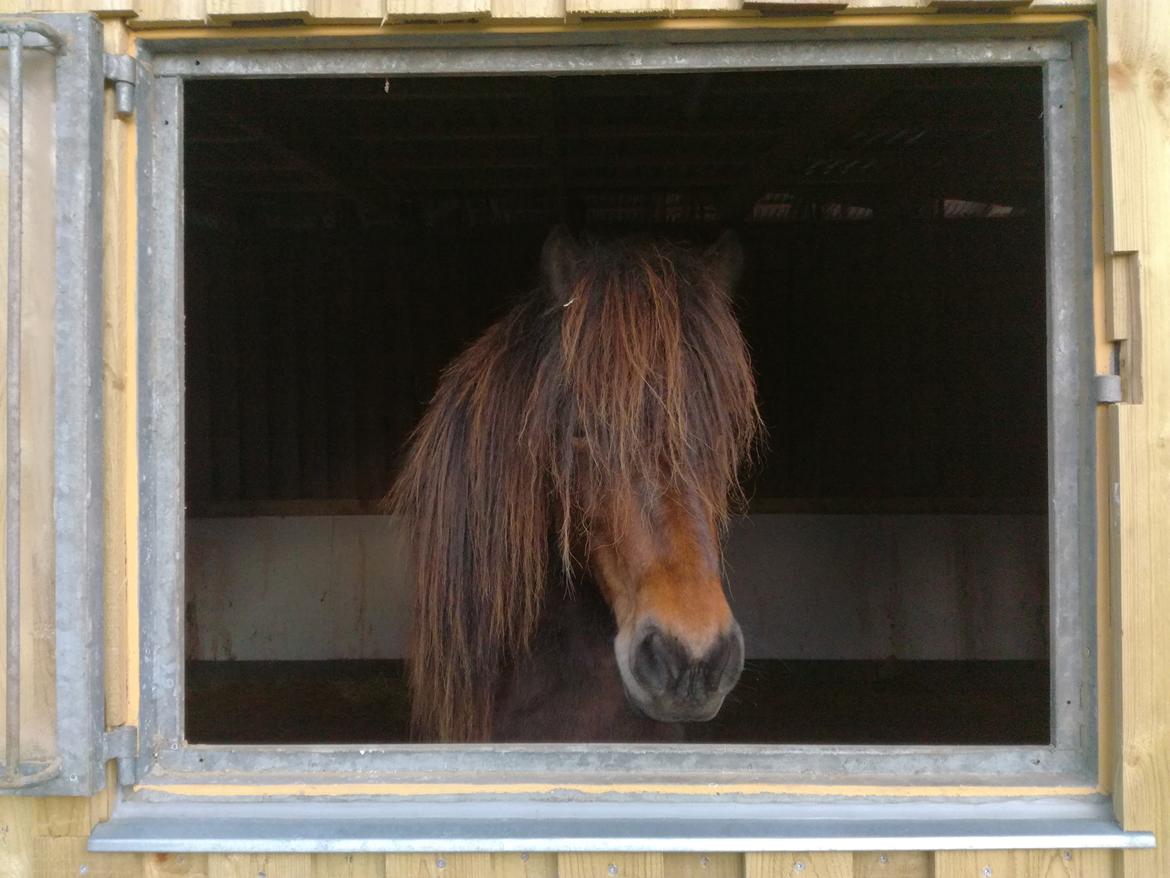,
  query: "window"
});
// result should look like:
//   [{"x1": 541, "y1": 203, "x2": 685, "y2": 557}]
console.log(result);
[{"x1": 92, "y1": 22, "x2": 1147, "y2": 852}]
